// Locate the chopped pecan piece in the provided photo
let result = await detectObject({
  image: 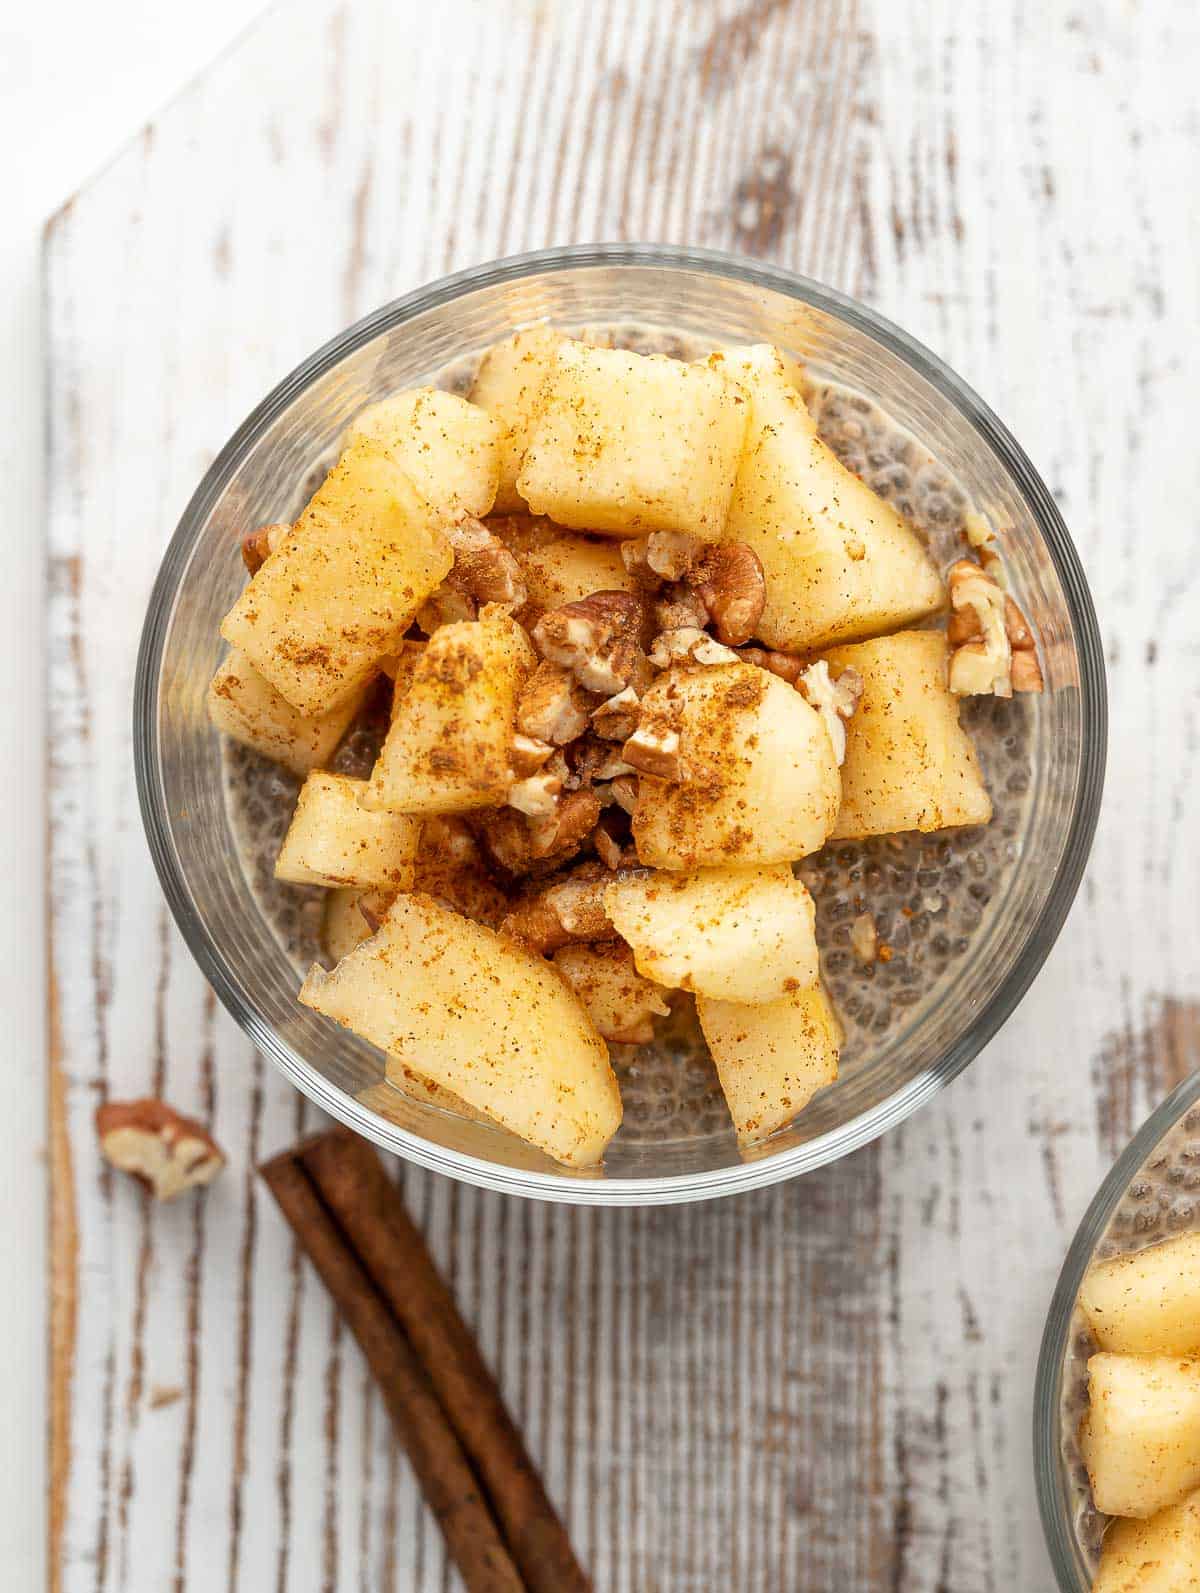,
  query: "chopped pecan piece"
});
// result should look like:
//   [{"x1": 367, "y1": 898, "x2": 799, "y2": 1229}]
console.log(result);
[
  {"x1": 445, "y1": 516, "x2": 528, "y2": 609},
  {"x1": 571, "y1": 736, "x2": 634, "y2": 785},
  {"x1": 532, "y1": 591, "x2": 647, "y2": 694},
  {"x1": 591, "y1": 820, "x2": 624, "y2": 870},
  {"x1": 500, "y1": 861, "x2": 638, "y2": 952},
  {"x1": 241, "y1": 522, "x2": 291, "y2": 575},
  {"x1": 654, "y1": 583, "x2": 710, "y2": 632},
  {"x1": 526, "y1": 786, "x2": 603, "y2": 863},
  {"x1": 356, "y1": 889, "x2": 399, "y2": 933},
  {"x1": 96, "y1": 1100, "x2": 225, "y2": 1201},
  {"x1": 690, "y1": 543, "x2": 766, "y2": 647},
  {"x1": 517, "y1": 662, "x2": 592, "y2": 744},
  {"x1": 622, "y1": 722, "x2": 683, "y2": 781},
  {"x1": 416, "y1": 584, "x2": 477, "y2": 632},
  {"x1": 645, "y1": 530, "x2": 707, "y2": 580},
  {"x1": 607, "y1": 774, "x2": 639, "y2": 815},
  {"x1": 507, "y1": 765, "x2": 564, "y2": 818},
  {"x1": 591, "y1": 685, "x2": 642, "y2": 742},
  {"x1": 509, "y1": 732, "x2": 554, "y2": 777},
  {"x1": 797, "y1": 660, "x2": 863, "y2": 766},
  {"x1": 946, "y1": 557, "x2": 1042, "y2": 697},
  {"x1": 648, "y1": 627, "x2": 739, "y2": 669}
]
